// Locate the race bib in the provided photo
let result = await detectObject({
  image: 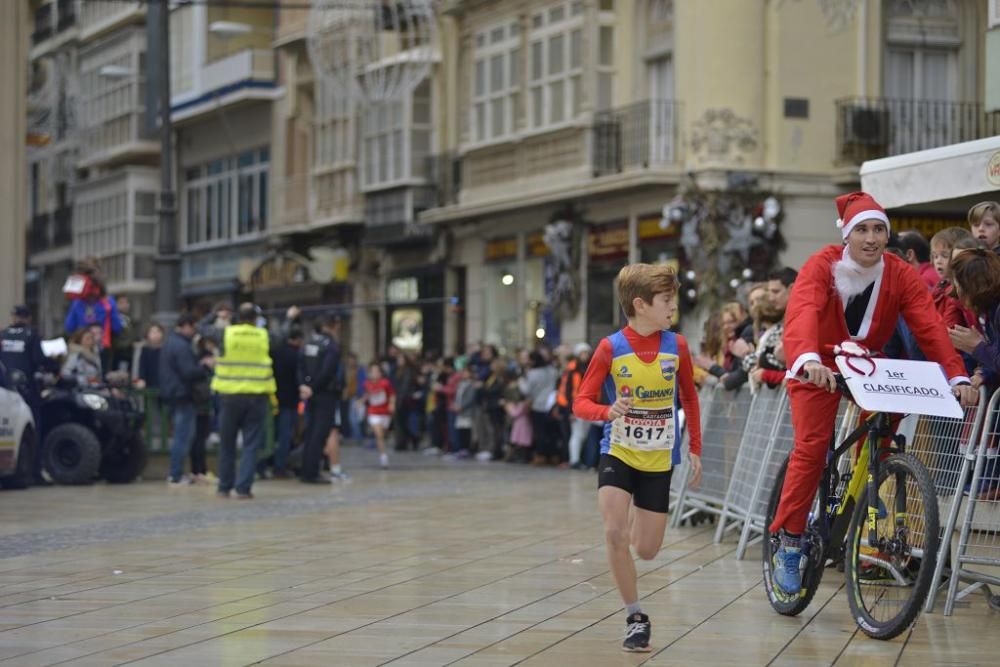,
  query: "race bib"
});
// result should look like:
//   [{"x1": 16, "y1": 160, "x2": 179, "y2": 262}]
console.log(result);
[
  {"x1": 610, "y1": 406, "x2": 675, "y2": 451},
  {"x1": 370, "y1": 389, "x2": 387, "y2": 407}
]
